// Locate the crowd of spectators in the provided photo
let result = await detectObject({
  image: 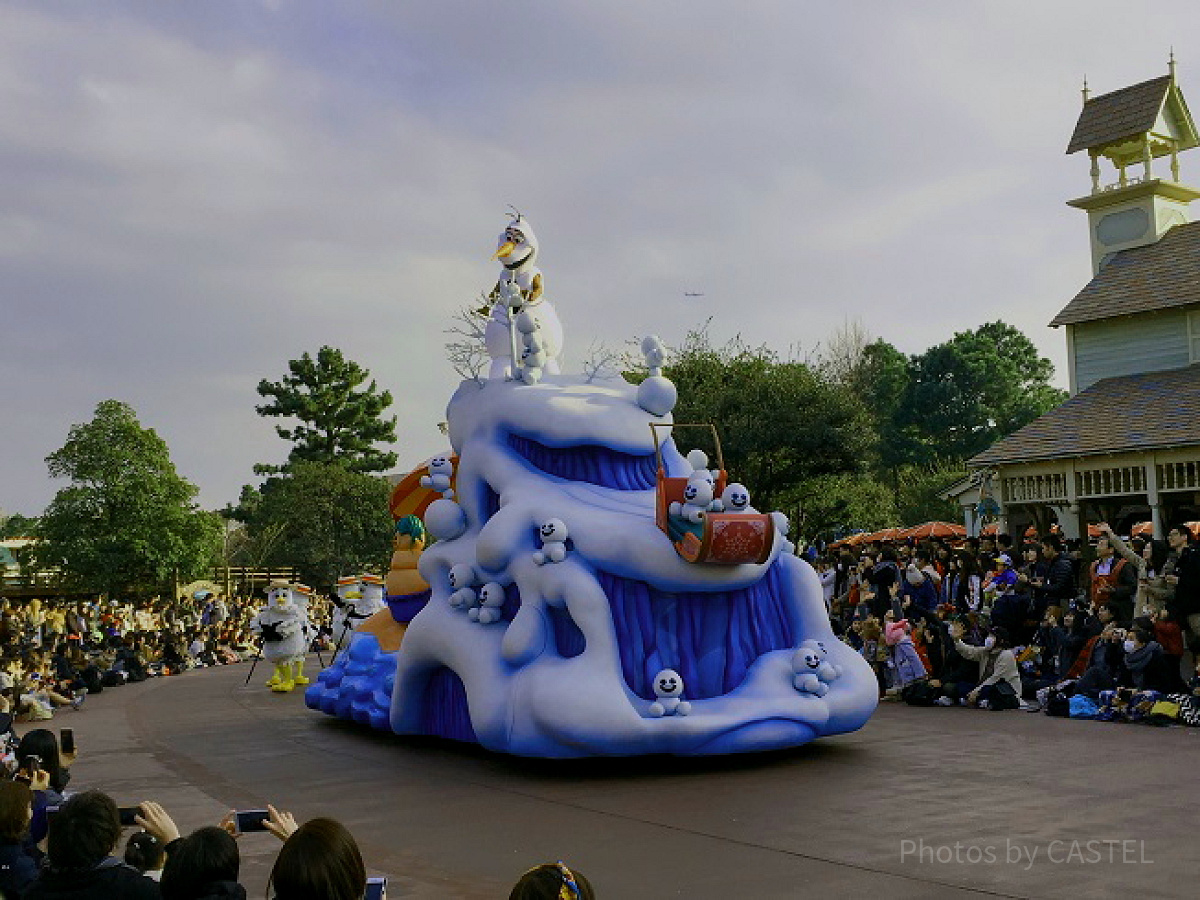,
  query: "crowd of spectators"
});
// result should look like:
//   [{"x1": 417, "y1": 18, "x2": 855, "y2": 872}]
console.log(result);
[
  {"x1": 0, "y1": 592, "x2": 597, "y2": 898},
  {"x1": 817, "y1": 522, "x2": 1200, "y2": 721},
  {"x1": 0, "y1": 591, "x2": 340, "y2": 725}
]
